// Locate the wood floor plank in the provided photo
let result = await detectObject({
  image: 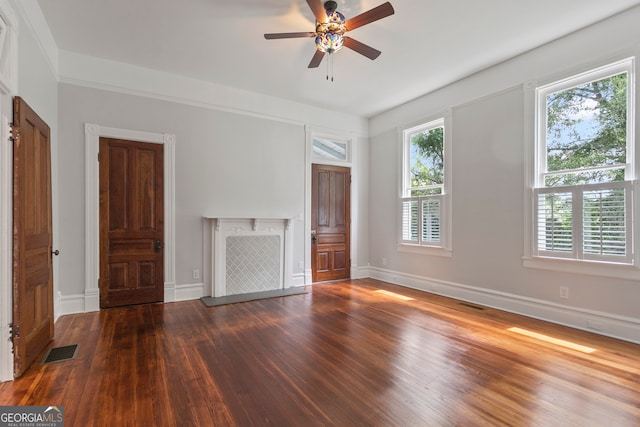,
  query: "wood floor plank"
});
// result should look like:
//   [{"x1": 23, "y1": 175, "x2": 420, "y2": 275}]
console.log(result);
[{"x1": 1, "y1": 279, "x2": 639, "y2": 426}]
